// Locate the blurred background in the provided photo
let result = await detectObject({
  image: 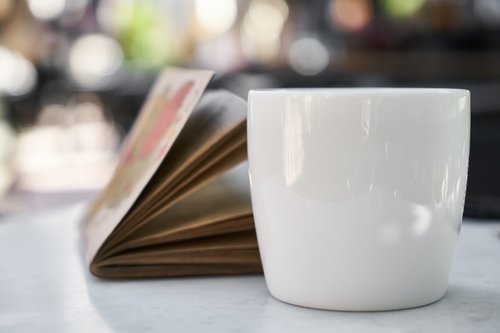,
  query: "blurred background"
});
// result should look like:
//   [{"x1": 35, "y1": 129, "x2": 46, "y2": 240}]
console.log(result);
[{"x1": 0, "y1": 0, "x2": 499, "y2": 217}]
